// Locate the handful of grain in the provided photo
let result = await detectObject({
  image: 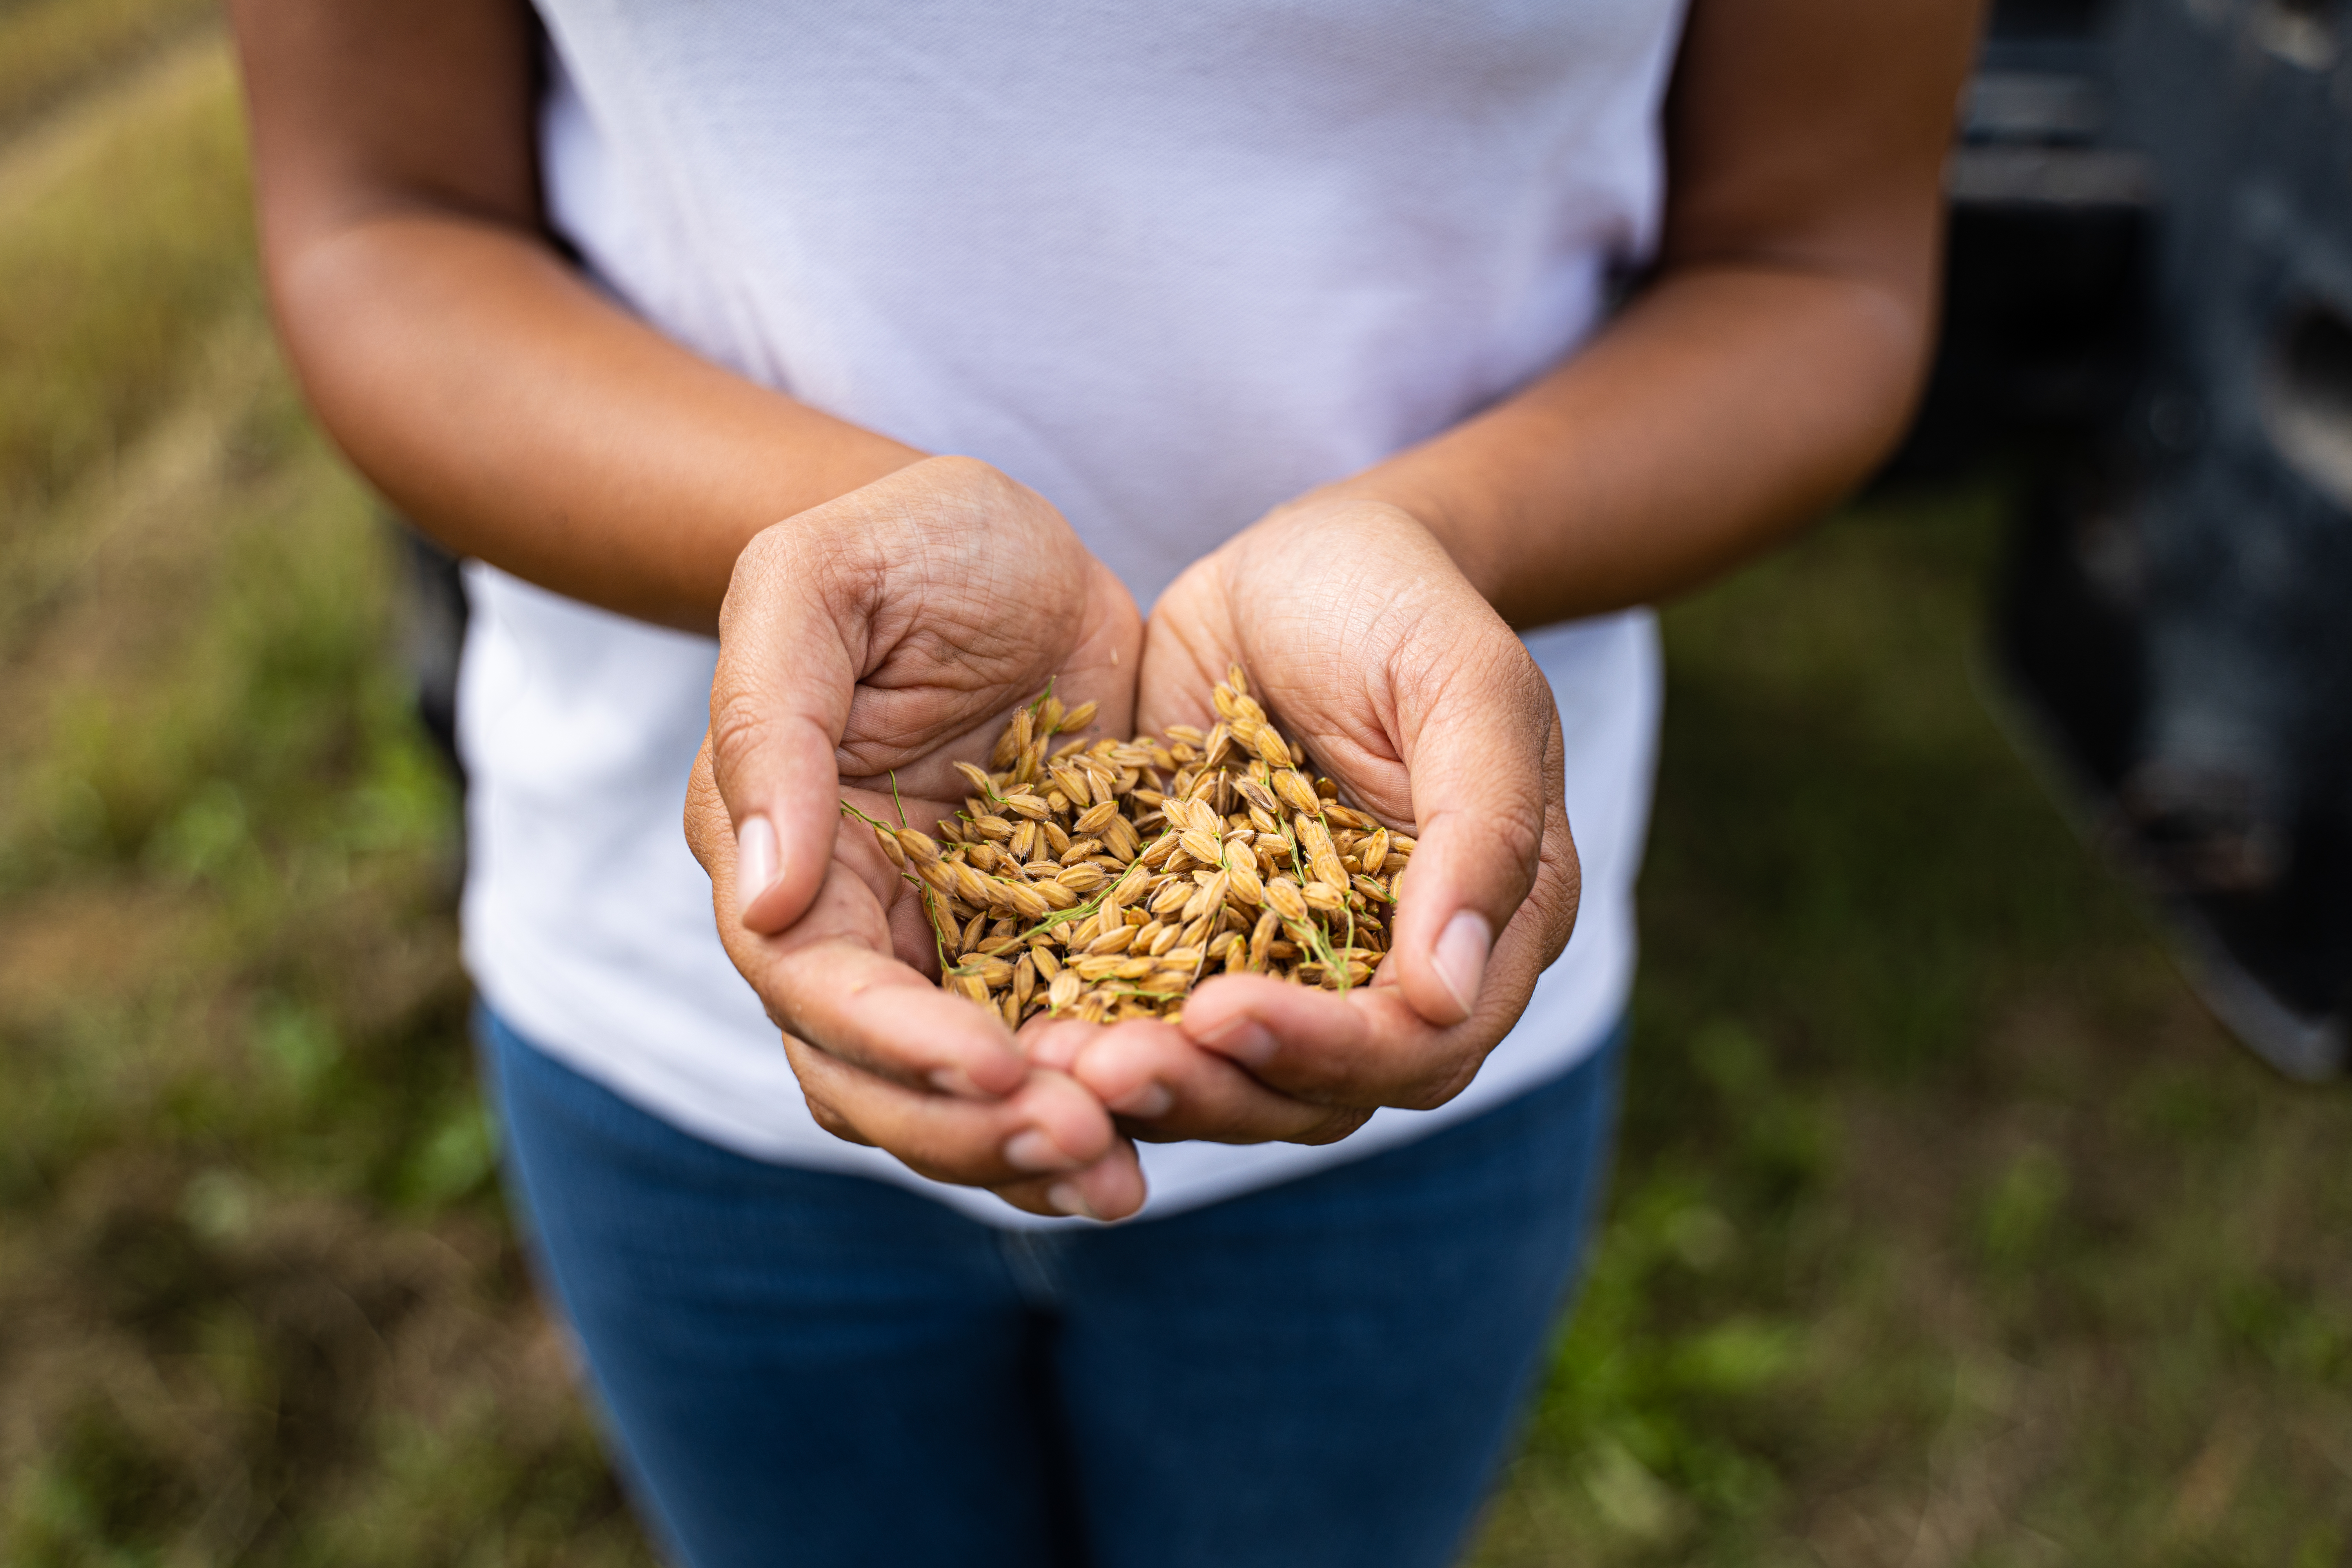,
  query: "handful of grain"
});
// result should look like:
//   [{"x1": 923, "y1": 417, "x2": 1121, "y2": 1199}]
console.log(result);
[{"x1": 841, "y1": 666, "x2": 1412, "y2": 1029}]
